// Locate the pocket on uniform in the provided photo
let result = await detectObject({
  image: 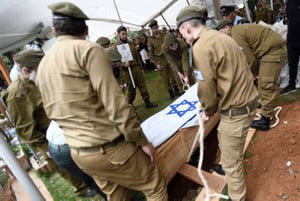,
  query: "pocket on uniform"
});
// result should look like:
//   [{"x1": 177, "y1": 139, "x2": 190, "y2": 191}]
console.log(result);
[{"x1": 107, "y1": 142, "x2": 138, "y2": 165}]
